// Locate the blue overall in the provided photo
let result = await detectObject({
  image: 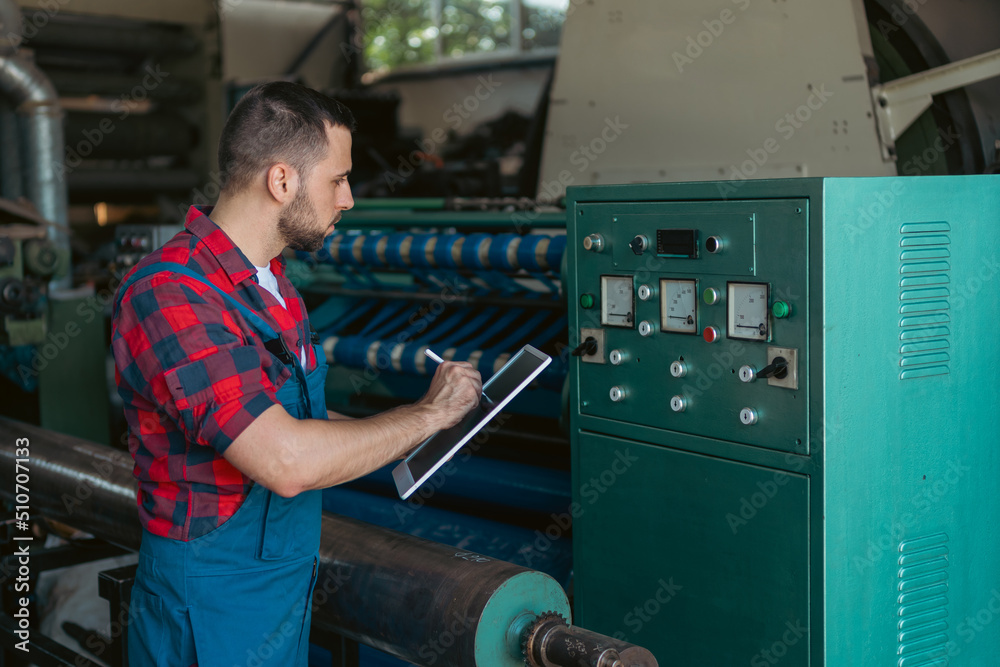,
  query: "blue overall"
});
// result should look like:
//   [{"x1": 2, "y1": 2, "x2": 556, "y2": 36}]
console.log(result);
[{"x1": 116, "y1": 263, "x2": 327, "y2": 667}]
